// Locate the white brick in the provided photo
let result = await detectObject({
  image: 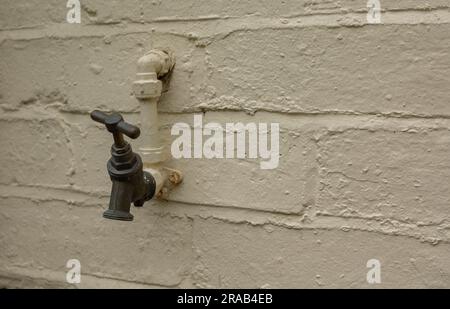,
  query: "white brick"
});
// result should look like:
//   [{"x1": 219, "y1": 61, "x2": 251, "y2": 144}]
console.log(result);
[
  {"x1": 317, "y1": 129, "x2": 450, "y2": 223},
  {"x1": 0, "y1": 34, "x2": 201, "y2": 113},
  {"x1": 199, "y1": 24, "x2": 450, "y2": 116},
  {"x1": 192, "y1": 218, "x2": 450, "y2": 288},
  {"x1": 160, "y1": 112, "x2": 317, "y2": 213},
  {"x1": 0, "y1": 119, "x2": 72, "y2": 186},
  {"x1": 0, "y1": 197, "x2": 194, "y2": 287},
  {"x1": 2, "y1": 1, "x2": 449, "y2": 29}
]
